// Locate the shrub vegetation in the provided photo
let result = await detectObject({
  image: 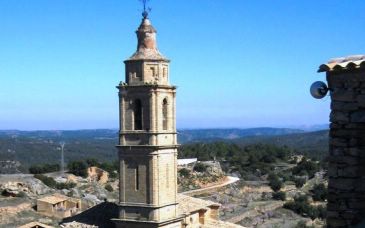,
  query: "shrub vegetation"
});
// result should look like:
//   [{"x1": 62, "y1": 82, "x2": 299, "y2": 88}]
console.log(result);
[
  {"x1": 67, "y1": 161, "x2": 88, "y2": 178},
  {"x1": 29, "y1": 164, "x2": 60, "y2": 174},
  {"x1": 193, "y1": 163, "x2": 207, "y2": 172},
  {"x1": 284, "y1": 194, "x2": 326, "y2": 219},
  {"x1": 292, "y1": 158, "x2": 319, "y2": 178},
  {"x1": 34, "y1": 174, "x2": 76, "y2": 190},
  {"x1": 272, "y1": 191, "x2": 286, "y2": 201},
  {"x1": 178, "y1": 168, "x2": 191, "y2": 177},
  {"x1": 105, "y1": 184, "x2": 113, "y2": 192},
  {"x1": 268, "y1": 173, "x2": 283, "y2": 192},
  {"x1": 311, "y1": 183, "x2": 328, "y2": 201}
]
